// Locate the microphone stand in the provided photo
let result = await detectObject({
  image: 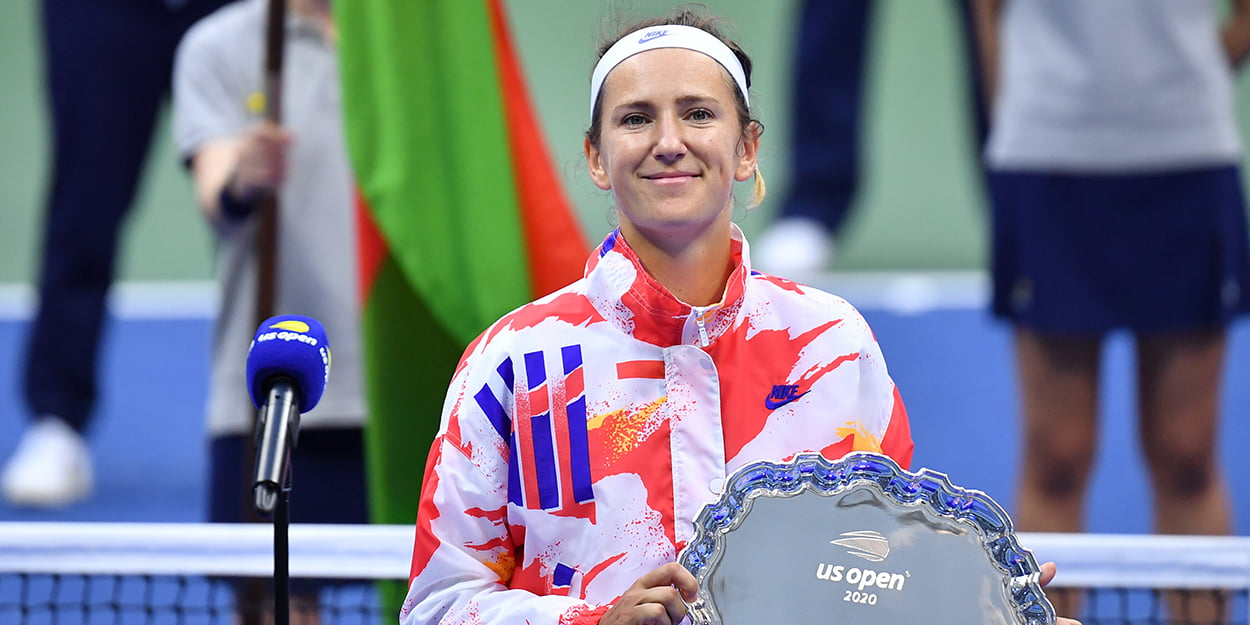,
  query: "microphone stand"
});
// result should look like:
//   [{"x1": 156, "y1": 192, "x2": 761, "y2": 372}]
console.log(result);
[
  {"x1": 273, "y1": 479, "x2": 291, "y2": 625},
  {"x1": 255, "y1": 457, "x2": 293, "y2": 625},
  {"x1": 254, "y1": 380, "x2": 299, "y2": 625}
]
